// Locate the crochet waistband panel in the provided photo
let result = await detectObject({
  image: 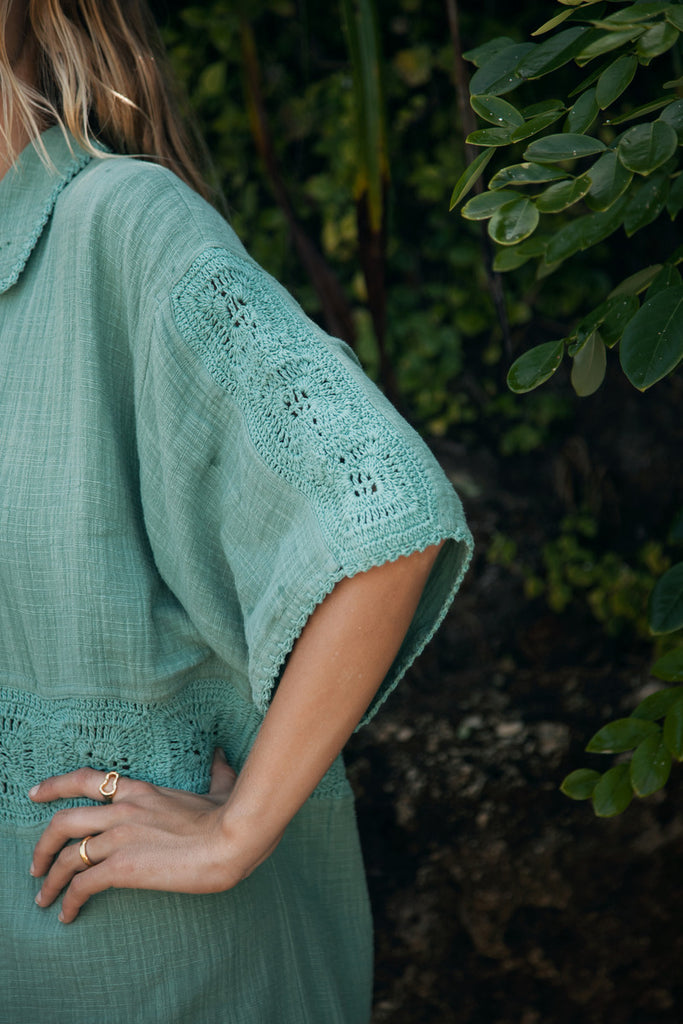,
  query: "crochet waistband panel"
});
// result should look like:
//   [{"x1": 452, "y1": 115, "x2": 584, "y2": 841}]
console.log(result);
[{"x1": 0, "y1": 681, "x2": 351, "y2": 826}]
